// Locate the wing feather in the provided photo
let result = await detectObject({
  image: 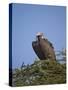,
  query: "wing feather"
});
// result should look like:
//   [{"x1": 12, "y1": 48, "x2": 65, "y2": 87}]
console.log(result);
[{"x1": 32, "y1": 41, "x2": 45, "y2": 60}]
